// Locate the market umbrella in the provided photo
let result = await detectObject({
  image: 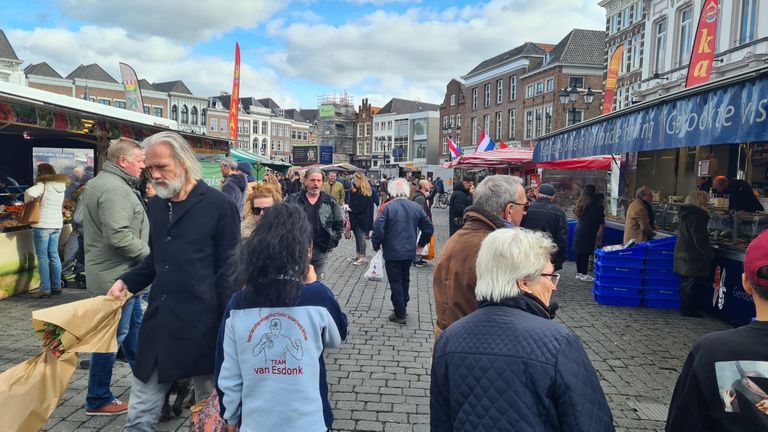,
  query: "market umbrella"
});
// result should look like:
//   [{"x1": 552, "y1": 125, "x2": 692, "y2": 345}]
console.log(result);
[{"x1": 0, "y1": 296, "x2": 125, "y2": 432}]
